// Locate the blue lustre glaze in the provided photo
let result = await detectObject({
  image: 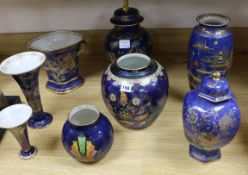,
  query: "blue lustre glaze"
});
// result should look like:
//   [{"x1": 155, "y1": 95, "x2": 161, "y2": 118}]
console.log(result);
[
  {"x1": 101, "y1": 53, "x2": 169, "y2": 129},
  {"x1": 104, "y1": 1, "x2": 152, "y2": 62},
  {"x1": 28, "y1": 31, "x2": 86, "y2": 95},
  {"x1": 183, "y1": 73, "x2": 240, "y2": 163},
  {"x1": 188, "y1": 13, "x2": 233, "y2": 89},
  {"x1": 62, "y1": 105, "x2": 113, "y2": 163}
]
